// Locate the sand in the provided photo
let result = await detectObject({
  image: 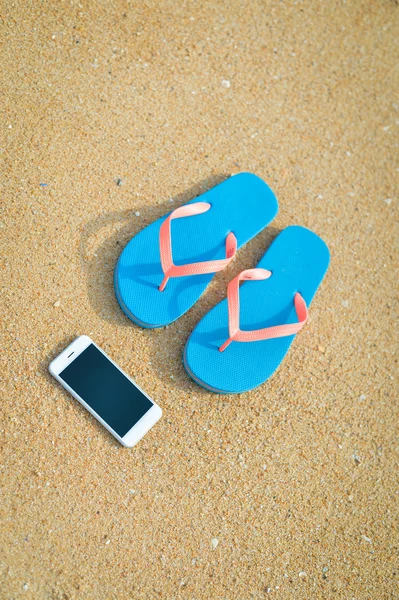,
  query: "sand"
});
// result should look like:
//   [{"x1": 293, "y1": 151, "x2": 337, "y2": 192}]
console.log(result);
[{"x1": 1, "y1": 1, "x2": 398, "y2": 598}]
